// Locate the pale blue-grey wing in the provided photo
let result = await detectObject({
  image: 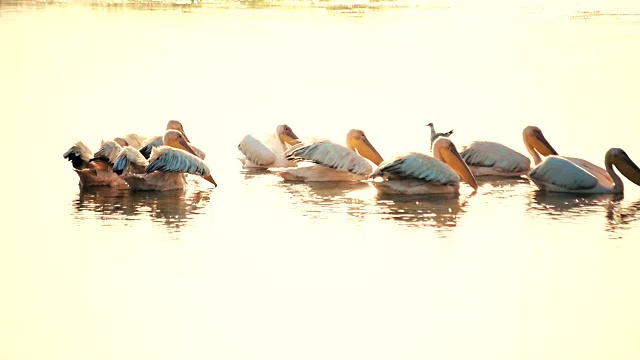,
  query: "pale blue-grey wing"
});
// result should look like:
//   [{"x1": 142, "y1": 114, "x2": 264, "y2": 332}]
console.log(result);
[
  {"x1": 285, "y1": 141, "x2": 373, "y2": 176},
  {"x1": 372, "y1": 152, "x2": 459, "y2": 185},
  {"x1": 461, "y1": 141, "x2": 530, "y2": 172},
  {"x1": 146, "y1": 147, "x2": 210, "y2": 176},
  {"x1": 529, "y1": 156, "x2": 598, "y2": 190}
]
